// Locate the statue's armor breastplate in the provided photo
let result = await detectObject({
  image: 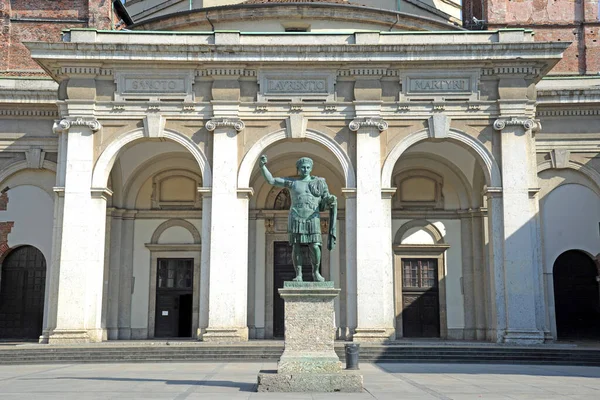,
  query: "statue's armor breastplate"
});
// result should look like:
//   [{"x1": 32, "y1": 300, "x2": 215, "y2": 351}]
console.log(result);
[{"x1": 290, "y1": 181, "x2": 319, "y2": 219}]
